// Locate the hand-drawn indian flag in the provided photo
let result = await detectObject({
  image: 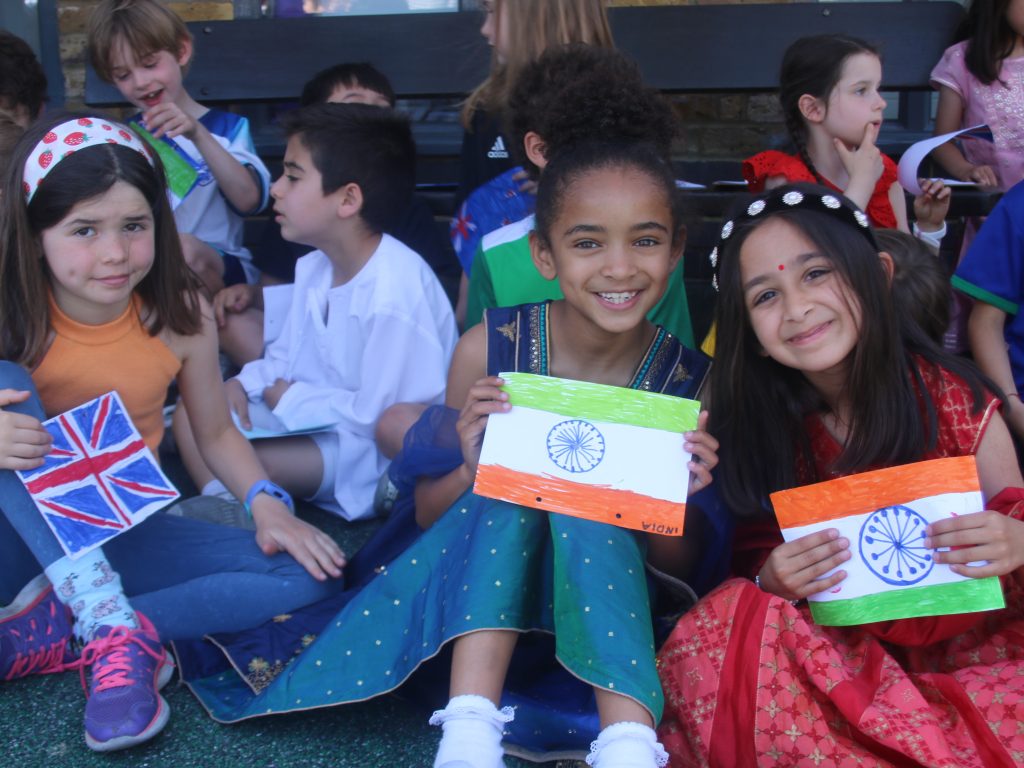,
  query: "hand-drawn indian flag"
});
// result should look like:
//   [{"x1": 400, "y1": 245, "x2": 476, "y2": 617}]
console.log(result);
[
  {"x1": 473, "y1": 372, "x2": 698, "y2": 535},
  {"x1": 771, "y1": 456, "x2": 1004, "y2": 626}
]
